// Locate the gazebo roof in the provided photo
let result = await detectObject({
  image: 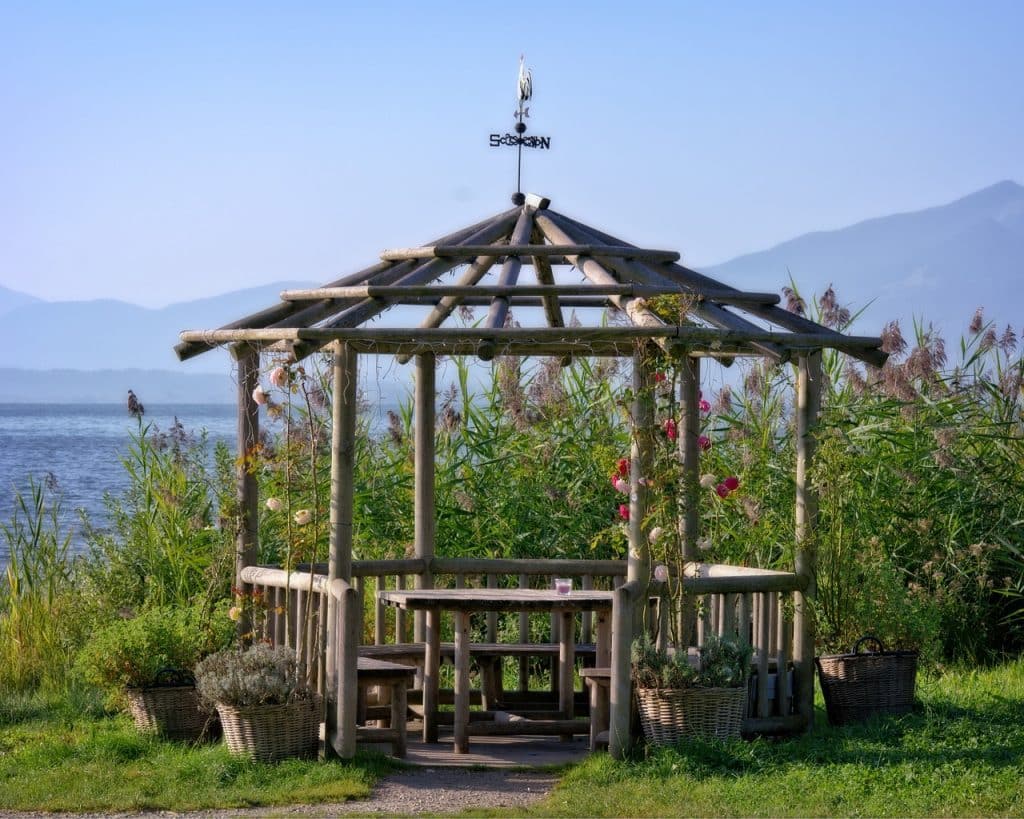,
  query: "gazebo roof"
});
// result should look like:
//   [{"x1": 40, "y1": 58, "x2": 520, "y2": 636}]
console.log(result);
[{"x1": 177, "y1": 194, "x2": 887, "y2": 367}]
